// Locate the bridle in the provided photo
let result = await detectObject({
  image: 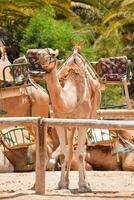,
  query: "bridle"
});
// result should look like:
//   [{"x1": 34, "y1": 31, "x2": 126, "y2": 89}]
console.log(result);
[{"x1": 40, "y1": 48, "x2": 58, "y2": 73}]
